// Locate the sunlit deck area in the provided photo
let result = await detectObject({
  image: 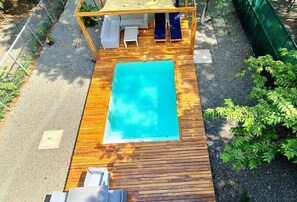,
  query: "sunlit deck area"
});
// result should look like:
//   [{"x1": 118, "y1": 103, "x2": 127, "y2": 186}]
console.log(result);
[{"x1": 65, "y1": 19, "x2": 215, "y2": 201}]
